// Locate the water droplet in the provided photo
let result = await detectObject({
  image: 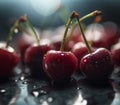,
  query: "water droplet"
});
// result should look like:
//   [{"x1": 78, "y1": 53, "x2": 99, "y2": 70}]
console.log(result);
[
  {"x1": 32, "y1": 91, "x2": 39, "y2": 97},
  {"x1": 0, "y1": 89, "x2": 6, "y2": 93},
  {"x1": 15, "y1": 79, "x2": 18, "y2": 82},
  {"x1": 22, "y1": 81, "x2": 28, "y2": 84},
  {"x1": 33, "y1": 86, "x2": 37, "y2": 88},
  {"x1": 40, "y1": 90, "x2": 47, "y2": 95},
  {"x1": 61, "y1": 53, "x2": 64, "y2": 56},
  {"x1": 95, "y1": 61, "x2": 98, "y2": 64},
  {"x1": 42, "y1": 101, "x2": 49, "y2": 105},
  {"x1": 39, "y1": 99, "x2": 44, "y2": 103},
  {"x1": 20, "y1": 76, "x2": 25, "y2": 81},
  {"x1": 14, "y1": 28, "x2": 19, "y2": 33},
  {"x1": 47, "y1": 97, "x2": 53, "y2": 103}
]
